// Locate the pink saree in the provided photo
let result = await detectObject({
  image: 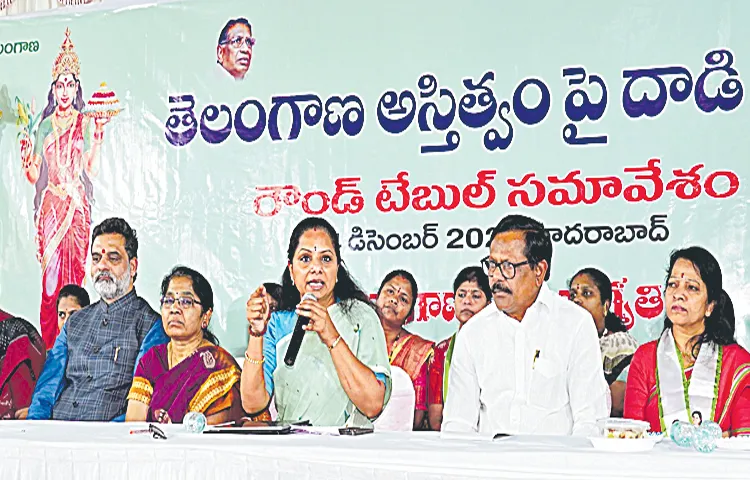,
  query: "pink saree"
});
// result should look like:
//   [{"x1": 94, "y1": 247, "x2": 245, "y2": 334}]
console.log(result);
[{"x1": 35, "y1": 112, "x2": 91, "y2": 348}]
